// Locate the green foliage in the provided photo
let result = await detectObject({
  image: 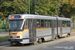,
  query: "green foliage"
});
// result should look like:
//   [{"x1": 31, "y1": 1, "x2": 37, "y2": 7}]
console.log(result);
[
  {"x1": 59, "y1": 1, "x2": 75, "y2": 18},
  {"x1": 0, "y1": 0, "x2": 28, "y2": 18},
  {"x1": 35, "y1": 0, "x2": 57, "y2": 15},
  {"x1": 0, "y1": 18, "x2": 9, "y2": 29},
  {"x1": 0, "y1": 12, "x2": 3, "y2": 17},
  {"x1": 0, "y1": 35, "x2": 8, "y2": 42},
  {"x1": 0, "y1": 24, "x2": 6, "y2": 29},
  {"x1": 0, "y1": 0, "x2": 75, "y2": 18}
]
